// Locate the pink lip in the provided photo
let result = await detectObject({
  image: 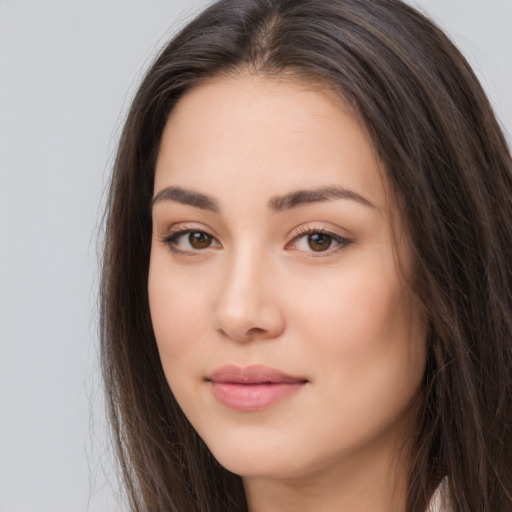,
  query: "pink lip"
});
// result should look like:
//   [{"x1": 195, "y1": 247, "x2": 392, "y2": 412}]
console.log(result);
[{"x1": 208, "y1": 365, "x2": 307, "y2": 412}]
